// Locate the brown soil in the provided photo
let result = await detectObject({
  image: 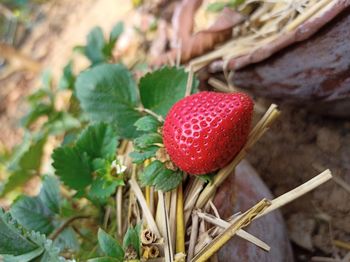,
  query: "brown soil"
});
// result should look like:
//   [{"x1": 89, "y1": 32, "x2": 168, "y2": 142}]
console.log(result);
[{"x1": 248, "y1": 103, "x2": 350, "y2": 259}]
